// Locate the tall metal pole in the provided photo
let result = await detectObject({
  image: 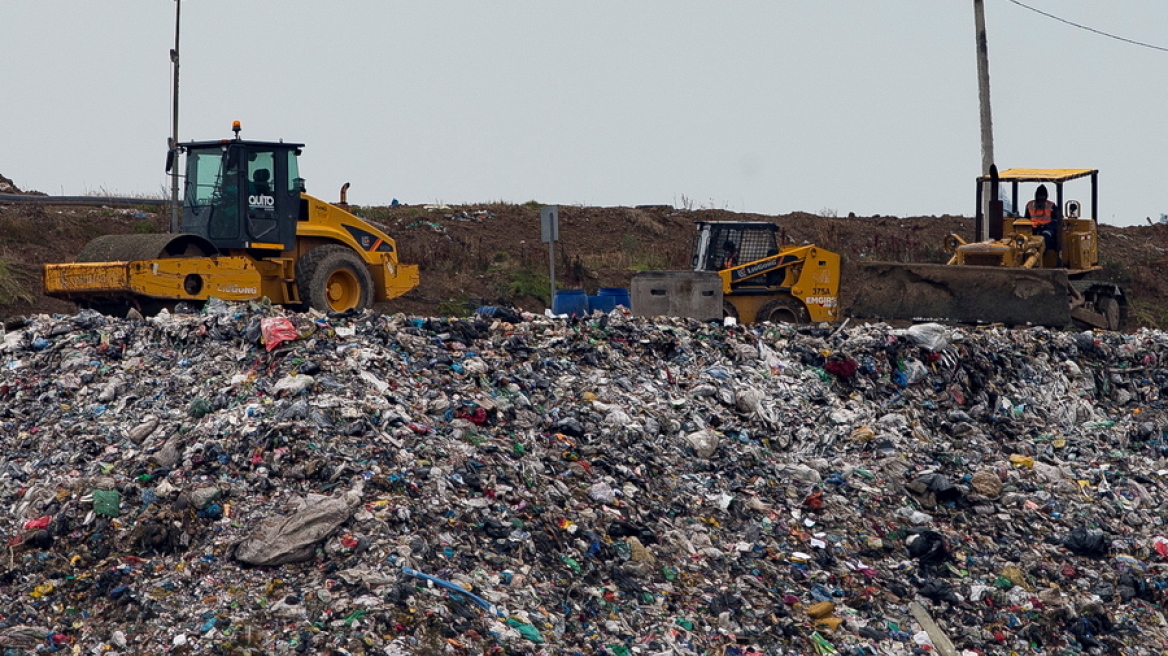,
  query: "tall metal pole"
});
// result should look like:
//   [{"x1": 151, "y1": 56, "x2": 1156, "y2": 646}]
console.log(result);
[
  {"x1": 169, "y1": 0, "x2": 181, "y2": 233},
  {"x1": 974, "y1": 0, "x2": 995, "y2": 241},
  {"x1": 547, "y1": 240, "x2": 556, "y2": 308}
]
